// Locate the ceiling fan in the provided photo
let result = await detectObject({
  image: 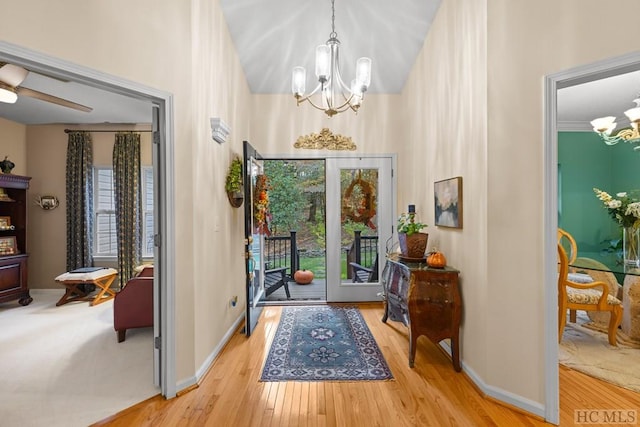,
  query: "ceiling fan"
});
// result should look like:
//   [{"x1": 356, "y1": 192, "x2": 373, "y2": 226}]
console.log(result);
[{"x1": 0, "y1": 62, "x2": 93, "y2": 113}]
